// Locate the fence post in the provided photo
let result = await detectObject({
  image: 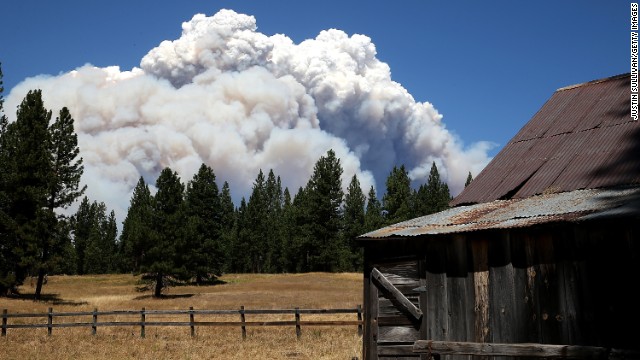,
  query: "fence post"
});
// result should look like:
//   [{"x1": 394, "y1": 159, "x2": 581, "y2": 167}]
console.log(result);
[
  {"x1": 140, "y1": 307, "x2": 145, "y2": 338},
  {"x1": 240, "y1": 306, "x2": 246, "y2": 340},
  {"x1": 92, "y1": 308, "x2": 98, "y2": 335},
  {"x1": 2, "y1": 309, "x2": 7, "y2": 337},
  {"x1": 357, "y1": 304, "x2": 363, "y2": 336},
  {"x1": 47, "y1": 308, "x2": 53, "y2": 336},
  {"x1": 295, "y1": 307, "x2": 301, "y2": 340},
  {"x1": 189, "y1": 306, "x2": 195, "y2": 337}
]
